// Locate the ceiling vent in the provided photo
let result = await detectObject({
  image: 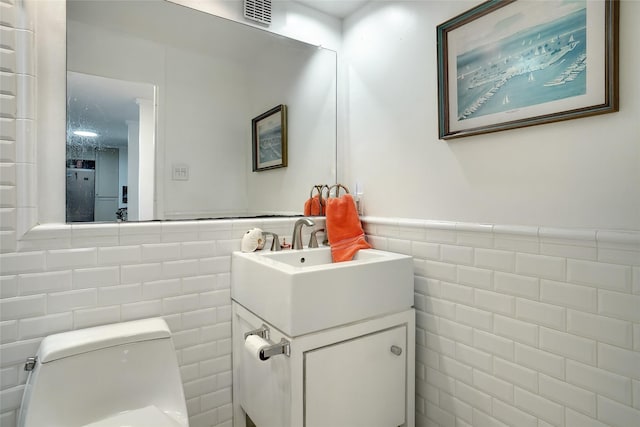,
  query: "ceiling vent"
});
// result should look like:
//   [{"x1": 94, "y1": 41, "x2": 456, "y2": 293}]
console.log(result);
[{"x1": 244, "y1": 0, "x2": 272, "y2": 26}]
